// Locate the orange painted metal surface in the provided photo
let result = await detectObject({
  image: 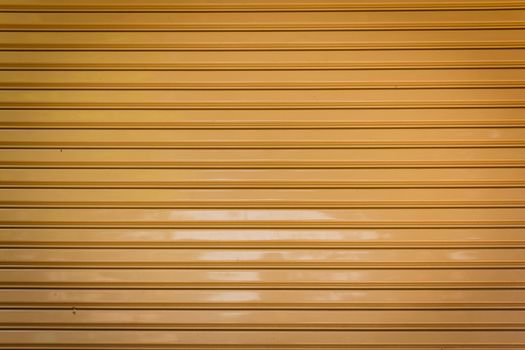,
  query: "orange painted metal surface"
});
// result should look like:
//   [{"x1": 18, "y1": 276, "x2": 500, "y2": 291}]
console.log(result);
[{"x1": 0, "y1": 0, "x2": 525, "y2": 348}]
